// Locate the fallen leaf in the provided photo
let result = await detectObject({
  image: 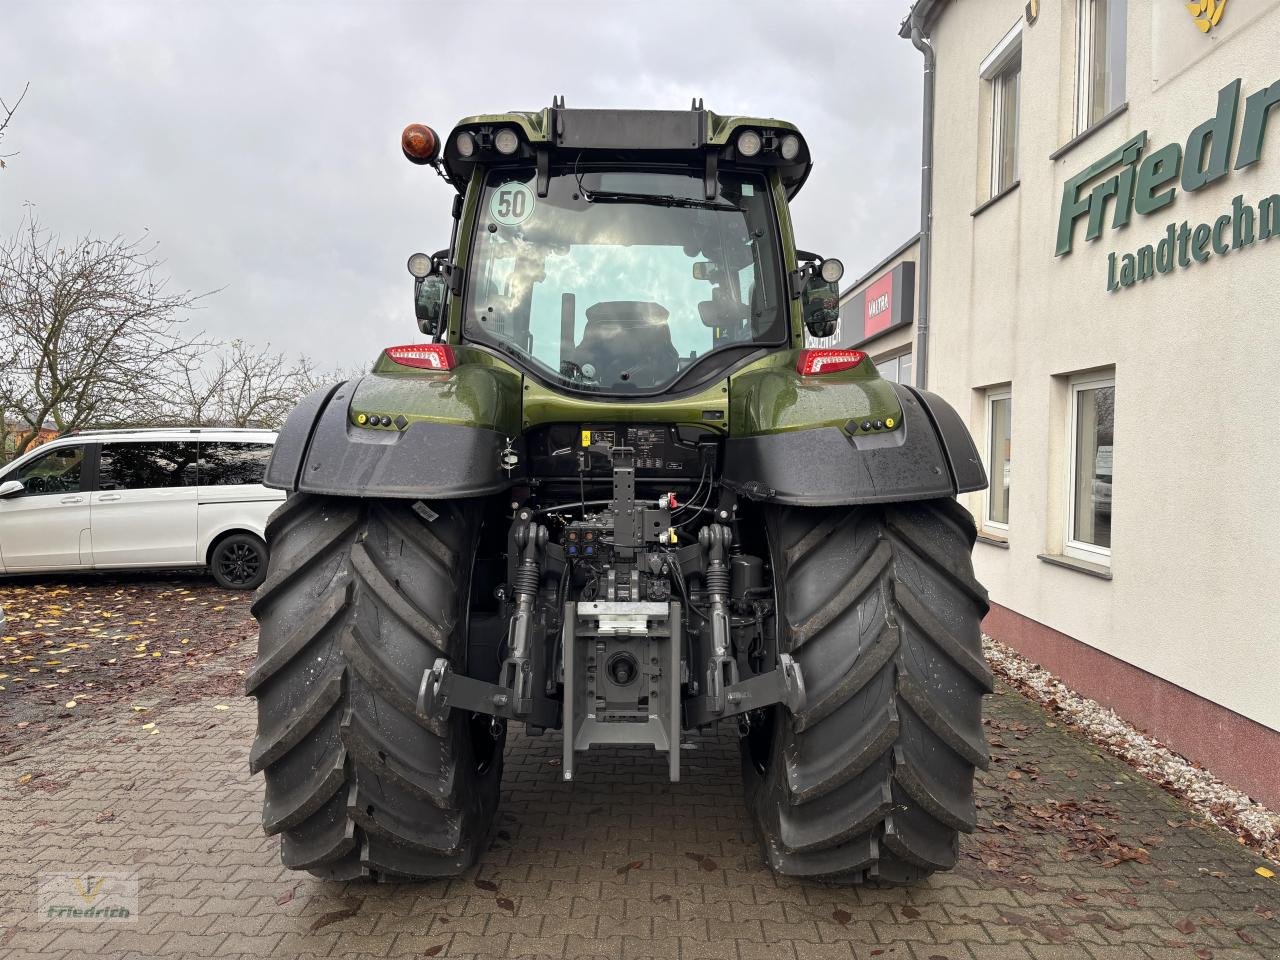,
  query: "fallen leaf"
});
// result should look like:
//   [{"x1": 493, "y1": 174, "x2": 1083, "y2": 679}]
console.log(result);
[
  {"x1": 423, "y1": 947, "x2": 444, "y2": 957},
  {"x1": 616, "y1": 859, "x2": 646, "y2": 875},
  {"x1": 496, "y1": 897, "x2": 514, "y2": 912},
  {"x1": 309, "y1": 898, "x2": 363, "y2": 931},
  {"x1": 64, "y1": 701, "x2": 76, "y2": 708},
  {"x1": 1257, "y1": 867, "x2": 1276, "y2": 879},
  {"x1": 1006, "y1": 770, "x2": 1022, "y2": 780},
  {"x1": 1173, "y1": 918, "x2": 1196, "y2": 935},
  {"x1": 901, "y1": 905, "x2": 921, "y2": 919},
  {"x1": 474, "y1": 878, "x2": 498, "y2": 892},
  {"x1": 832, "y1": 908, "x2": 851, "y2": 925},
  {"x1": 94, "y1": 810, "x2": 115, "y2": 823},
  {"x1": 275, "y1": 887, "x2": 295, "y2": 905},
  {"x1": 141, "y1": 722, "x2": 155, "y2": 730},
  {"x1": 1237, "y1": 929, "x2": 1256, "y2": 945},
  {"x1": 213, "y1": 704, "x2": 229, "y2": 711},
  {"x1": 1194, "y1": 949, "x2": 1214, "y2": 960}
]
